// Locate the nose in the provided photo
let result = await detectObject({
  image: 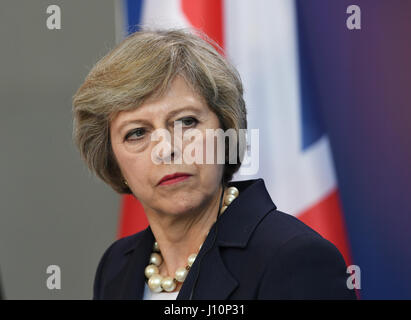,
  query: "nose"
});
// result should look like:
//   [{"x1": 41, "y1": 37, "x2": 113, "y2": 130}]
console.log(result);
[{"x1": 151, "y1": 128, "x2": 182, "y2": 164}]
